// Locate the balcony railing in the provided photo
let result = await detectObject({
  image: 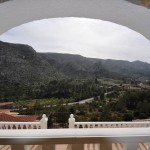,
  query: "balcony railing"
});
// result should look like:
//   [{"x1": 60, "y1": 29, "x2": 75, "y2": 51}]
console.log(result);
[
  {"x1": 0, "y1": 114, "x2": 150, "y2": 150},
  {"x1": 0, "y1": 114, "x2": 48, "y2": 129},
  {"x1": 68, "y1": 114, "x2": 150, "y2": 129}
]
